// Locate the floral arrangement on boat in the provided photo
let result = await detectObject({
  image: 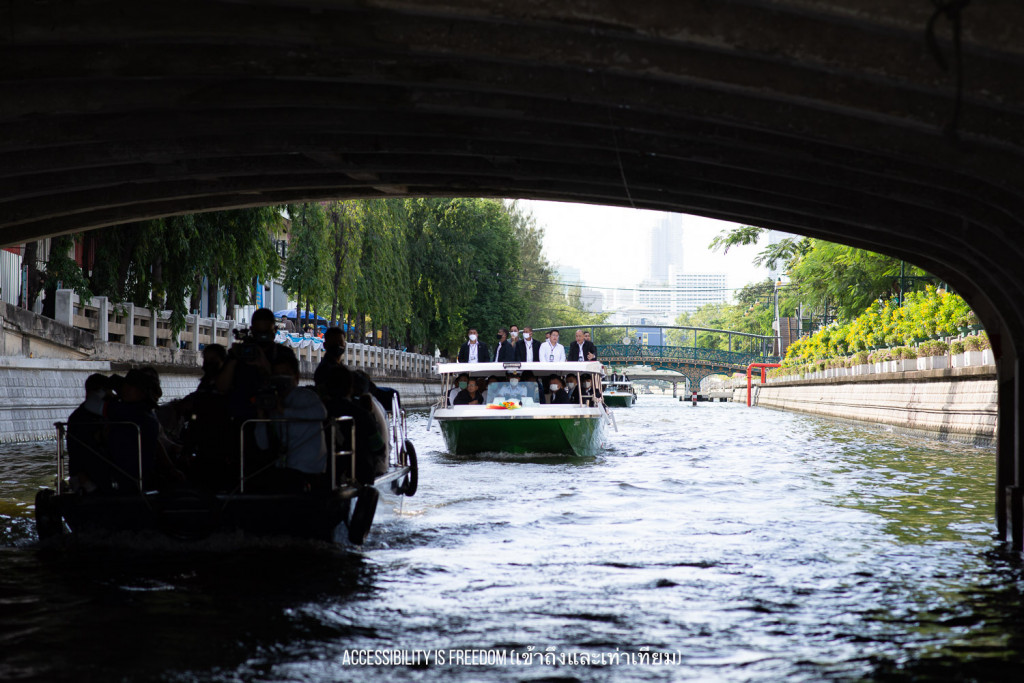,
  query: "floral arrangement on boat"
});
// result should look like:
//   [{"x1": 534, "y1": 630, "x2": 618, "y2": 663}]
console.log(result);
[{"x1": 487, "y1": 401, "x2": 521, "y2": 410}]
